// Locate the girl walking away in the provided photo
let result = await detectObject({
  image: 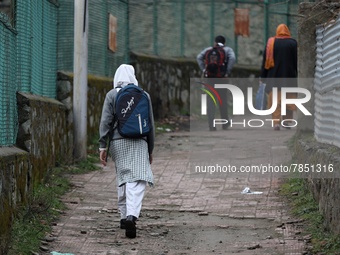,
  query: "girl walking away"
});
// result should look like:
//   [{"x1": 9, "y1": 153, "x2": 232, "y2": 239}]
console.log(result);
[{"x1": 98, "y1": 64, "x2": 155, "y2": 238}]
